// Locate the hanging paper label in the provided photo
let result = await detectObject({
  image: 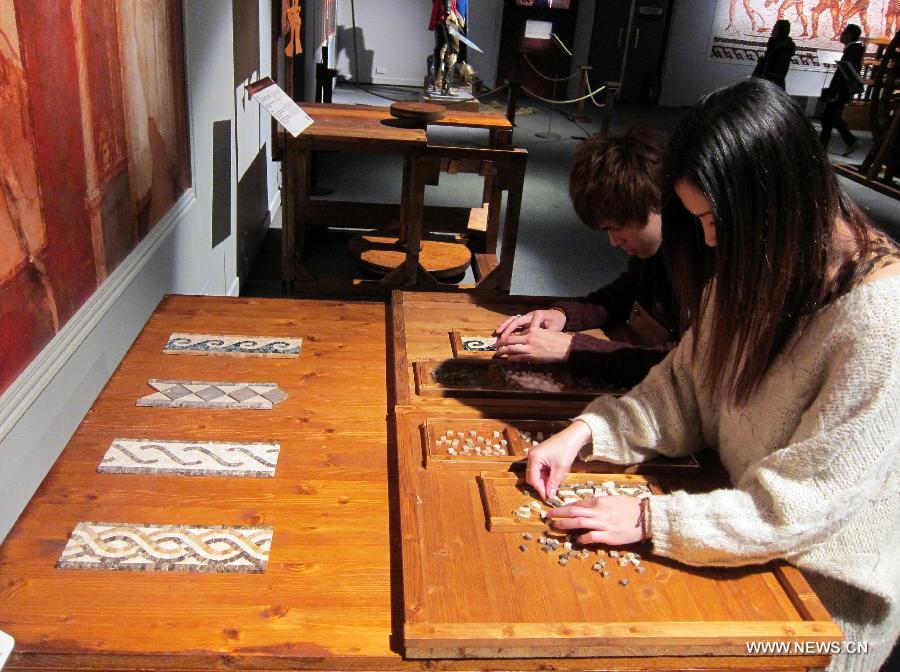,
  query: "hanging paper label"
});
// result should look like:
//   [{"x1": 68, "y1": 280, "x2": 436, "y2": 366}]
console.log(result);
[{"x1": 247, "y1": 77, "x2": 313, "y2": 137}]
